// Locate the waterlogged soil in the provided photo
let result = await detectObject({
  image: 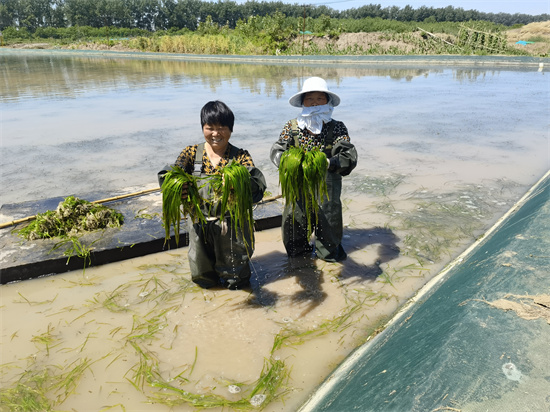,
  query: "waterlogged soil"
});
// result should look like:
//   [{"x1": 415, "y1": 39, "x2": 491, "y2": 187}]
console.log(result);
[{"x1": 0, "y1": 51, "x2": 549, "y2": 411}]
